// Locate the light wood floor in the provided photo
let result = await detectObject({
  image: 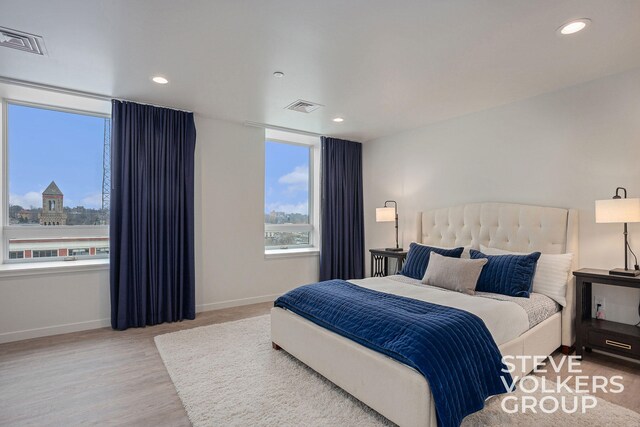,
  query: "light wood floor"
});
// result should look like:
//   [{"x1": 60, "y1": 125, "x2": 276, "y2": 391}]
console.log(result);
[
  {"x1": 0, "y1": 302, "x2": 272, "y2": 426},
  {"x1": 1, "y1": 303, "x2": 639, "y2": 426},
  {"x1": 534, "y1": 349, "x2": 640, "y2": 413}
]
